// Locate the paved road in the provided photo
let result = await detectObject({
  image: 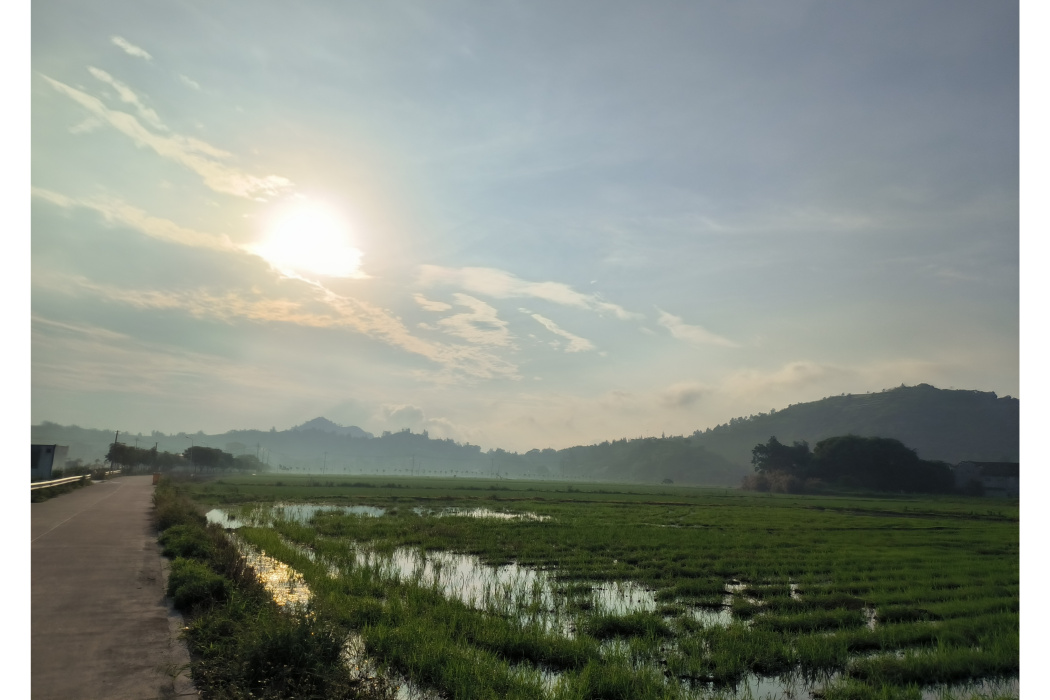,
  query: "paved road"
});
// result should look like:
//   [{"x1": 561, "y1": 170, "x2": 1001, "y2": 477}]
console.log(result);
[{"x1": 32, "y1": 476, "x2": 197, "y2": 699}]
